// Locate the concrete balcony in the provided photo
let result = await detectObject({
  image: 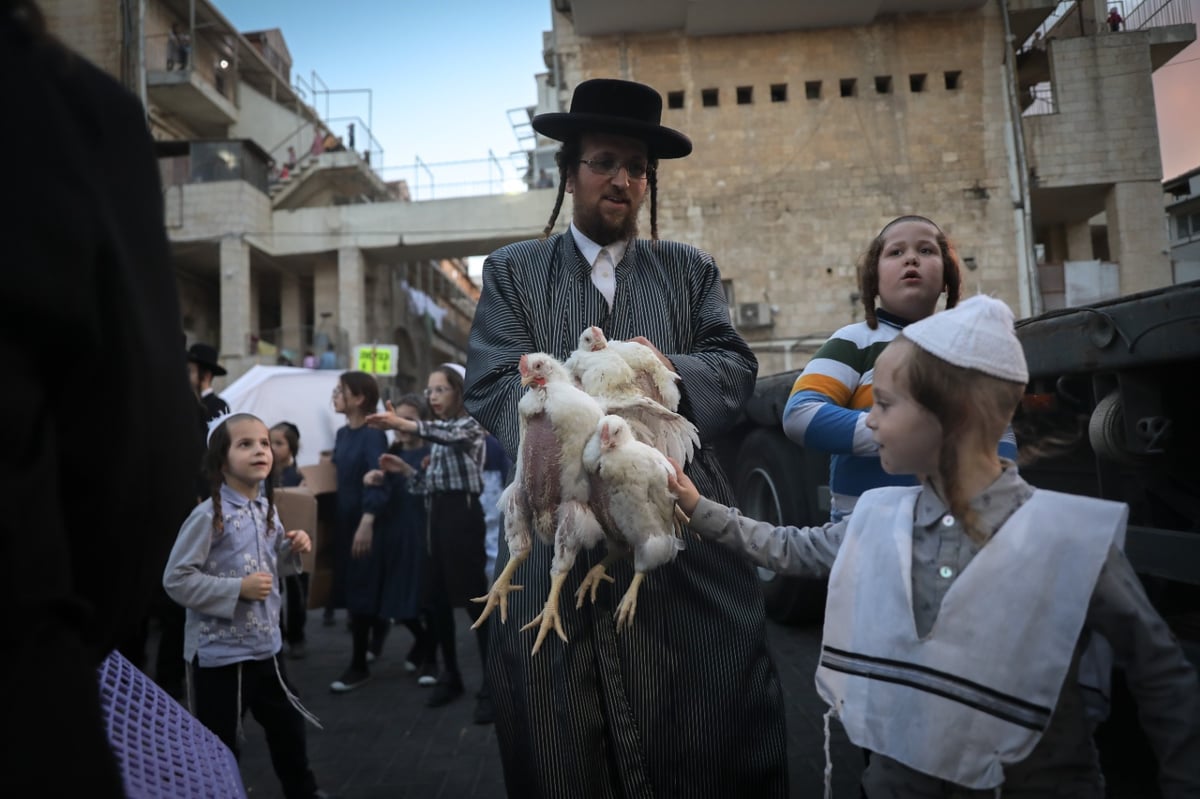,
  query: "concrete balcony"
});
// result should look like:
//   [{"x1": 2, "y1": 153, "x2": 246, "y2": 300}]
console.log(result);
[
  {"x1": 270, "y1": 151, "x2": 393, "y2": 211},
  {"x1": 147, "y1": 67, "x2": 238, "y2": 137}
]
